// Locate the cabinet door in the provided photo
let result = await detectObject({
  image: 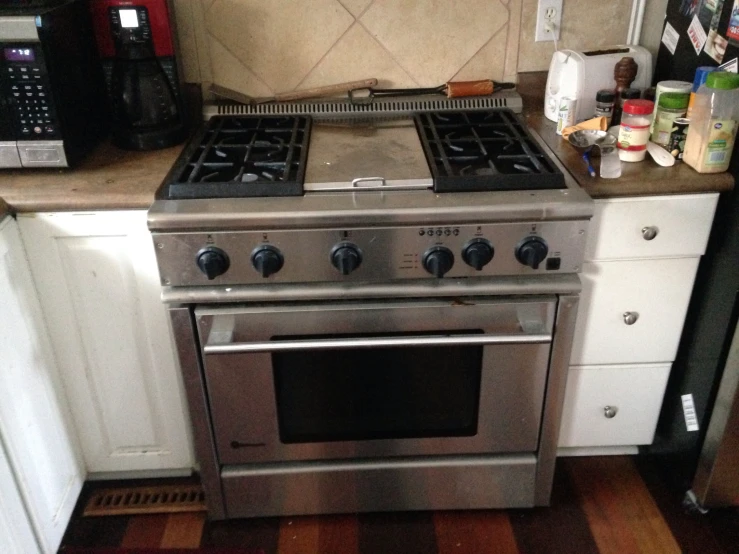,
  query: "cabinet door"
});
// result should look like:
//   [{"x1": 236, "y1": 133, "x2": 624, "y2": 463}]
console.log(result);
[
  {"x1": 18, "y1": 211, "x2": 193, "y2": 474},
  {"x1": 0, "y1": 441, "x2": 40, "y2": 554},
  {"x1": 0, "y1": 216, "x2": 82, "y2": 553},
  {"x1": 569, "y1": 258, "x2": 699, "y2": 366}
]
